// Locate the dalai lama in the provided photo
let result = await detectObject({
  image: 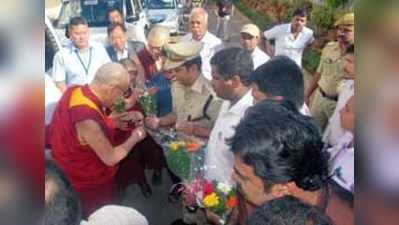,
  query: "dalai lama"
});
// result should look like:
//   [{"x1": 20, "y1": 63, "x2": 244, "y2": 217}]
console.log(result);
[{"x1": 49, "y1": 63, "x2": 147, "y2": 216}]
